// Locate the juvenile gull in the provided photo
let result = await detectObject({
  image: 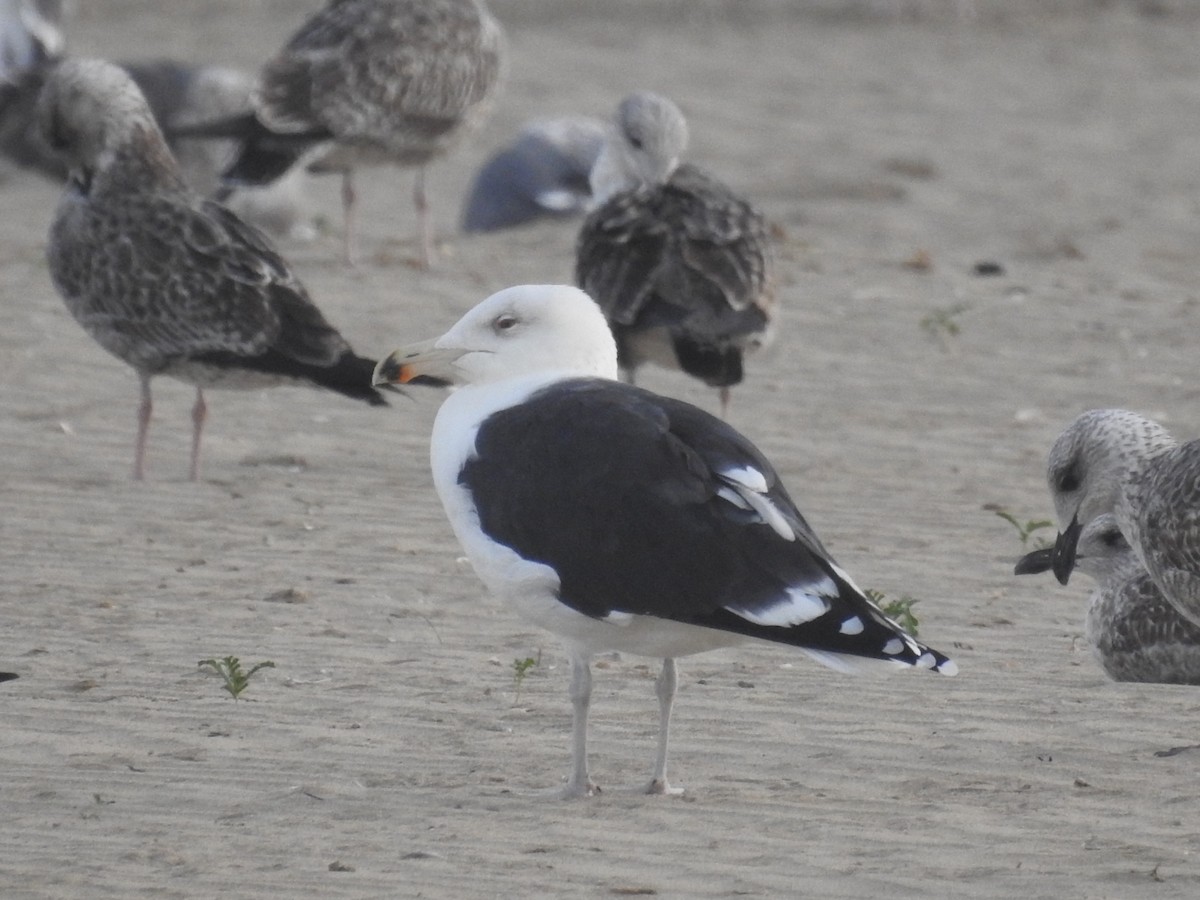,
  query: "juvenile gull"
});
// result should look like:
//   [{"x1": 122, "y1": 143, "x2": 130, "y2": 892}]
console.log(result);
[
  {"x1": 576, "y1": 92, "x2": 775, "y2": 418},
  {"x1": 461, "y1": 116, "x2": 605, "y2": 233},
  {"x1": 0, "y1": 3, "x2": 309, "y2": 238},
  {"x1": 374, "y1": 284, "x2": 955, "y2": 798},
  {"x1": 41, "y1": 59, "x2": 391, "y2": 481},
  {"x1": 1039, "y1": 409, "x2": 1200, "y2": 630},
  {"x1": 1043, "y1": 408, "x2": 1175, "y2": 559},
  {"x1": 1016, "y1": 515, "x2": 1200, "y2": 684},
  {"x1": 176, "y1": 0, "x2": 505, "y2": 265}
]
